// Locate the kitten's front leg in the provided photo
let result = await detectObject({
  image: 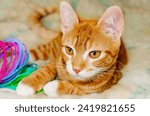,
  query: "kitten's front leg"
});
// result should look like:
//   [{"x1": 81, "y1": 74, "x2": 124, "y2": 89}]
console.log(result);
[
  {"x1": 16, "y1": 62, "x2": 56, "y2": 96},
  {"x1": 44, "y1": 80, "x2": 87, "y2": 97}
]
